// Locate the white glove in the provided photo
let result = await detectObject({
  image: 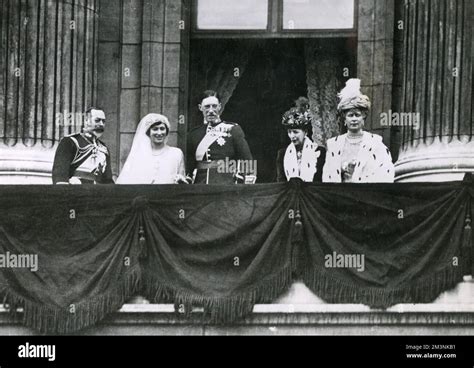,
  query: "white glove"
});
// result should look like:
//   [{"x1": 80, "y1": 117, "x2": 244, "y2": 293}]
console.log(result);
[{"x1": 68, "y1": 177, "x2": 82, "y2": 185}]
